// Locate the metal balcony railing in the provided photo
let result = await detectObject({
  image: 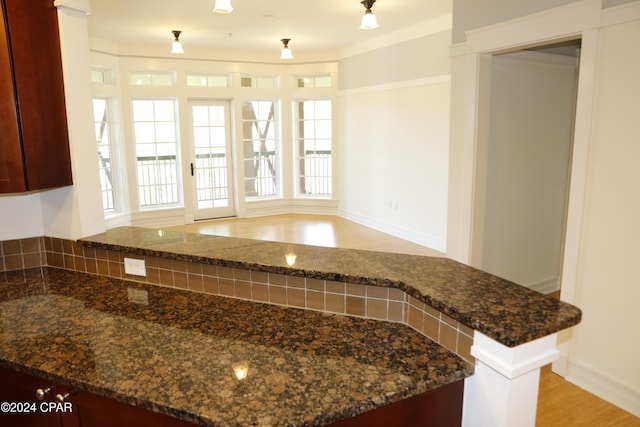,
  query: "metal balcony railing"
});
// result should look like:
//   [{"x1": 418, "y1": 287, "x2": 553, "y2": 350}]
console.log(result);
[
  {"x1": 136, "y1": 155, "x2": 179, "y2": 206},
  {"x1": 301, "y1": 150, "x2": 332, "y2": 195},
  {"x1": 100, "y1": 150, "x2": 332, "y2": 208},
  {"x1": 194, "y1": 153, "x2": 228, "y2": 205}
]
